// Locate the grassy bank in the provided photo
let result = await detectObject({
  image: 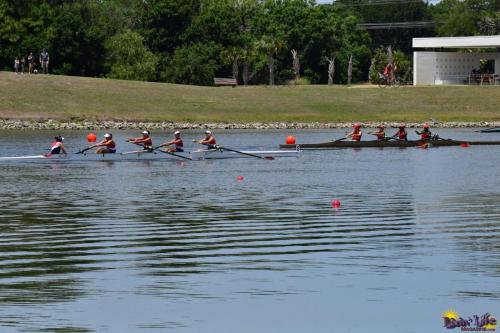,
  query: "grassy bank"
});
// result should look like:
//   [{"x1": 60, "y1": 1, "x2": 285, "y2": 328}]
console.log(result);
[{"x1": 1, "y1": 72, "x2": 499, "y2": 123}]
